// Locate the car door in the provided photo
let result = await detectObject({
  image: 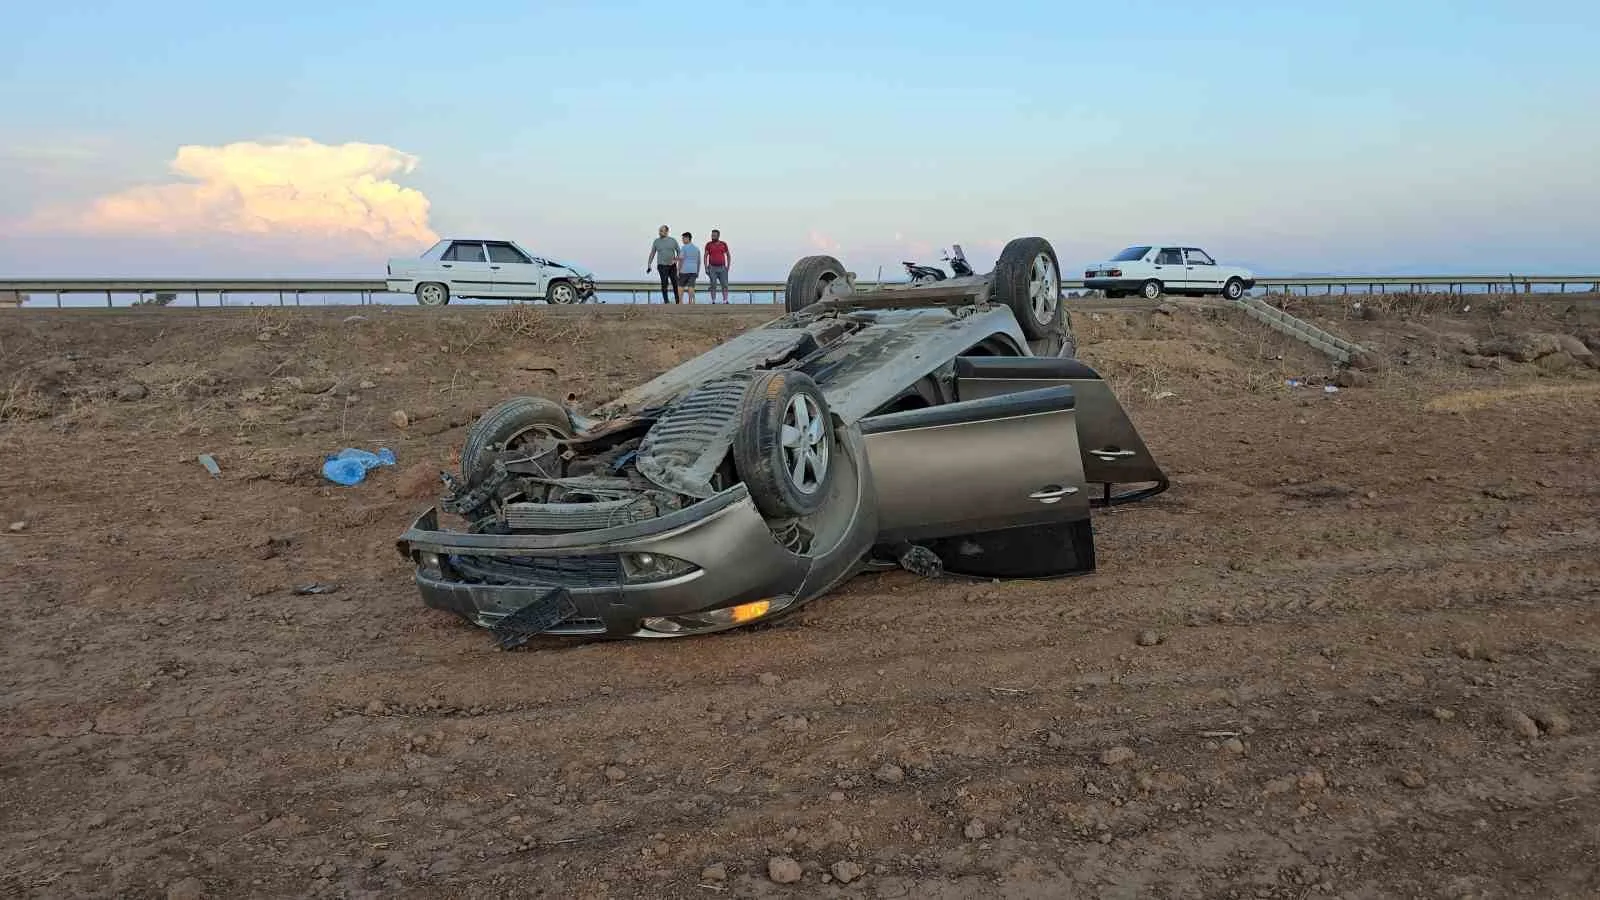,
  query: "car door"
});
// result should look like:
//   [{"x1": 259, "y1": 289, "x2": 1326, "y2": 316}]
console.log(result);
[
  {"x1": 1184, "y1": 248, "x2": 1221, "y2": 292},
  {"x1": 859, "y1": 385, "x2": 1091, "y2": 545},
  {"x1": 439, "y1": 241, "x2": 495, "y2": 298},
  {"x1": 952, "y1": 357, "x2": 1169, "y2": 506},
  {"x1": 487, "y1": 241, "x2": 545, "y2": 299},
  {"x1": 1153, "y1": 247, "x2": 1187, "y2": 289}
]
